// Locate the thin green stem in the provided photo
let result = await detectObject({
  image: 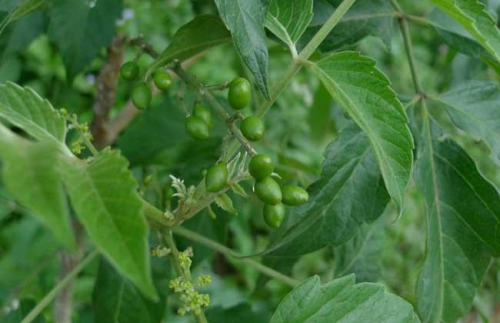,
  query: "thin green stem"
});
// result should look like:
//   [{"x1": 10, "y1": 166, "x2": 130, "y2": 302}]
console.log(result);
[
  {"x1": 257, "y1": 0, "x2": 358, "y2": 118},
  {"x1": 173, "y1": 64, "x2": 257, "y2": 156},
  {"x1": 21, "y1": 250, "x2": 99, "y2": 323},
  {"x1": 172, "y1": 226, "x2": 300, "y2": 288},
  {"x1": 391, "y1": 0, "x2": 424, "y2": 95}
]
